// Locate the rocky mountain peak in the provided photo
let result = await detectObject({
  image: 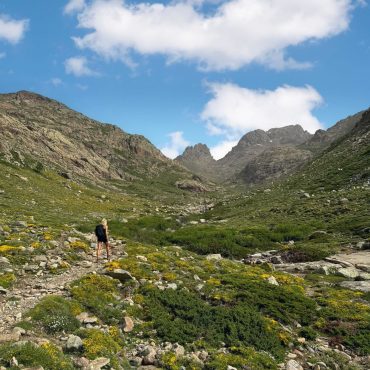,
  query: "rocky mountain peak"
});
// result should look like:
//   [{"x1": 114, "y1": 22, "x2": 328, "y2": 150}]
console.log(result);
[{"x1": 178, "y1": 144, "x2": 214, "y2": 161}]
